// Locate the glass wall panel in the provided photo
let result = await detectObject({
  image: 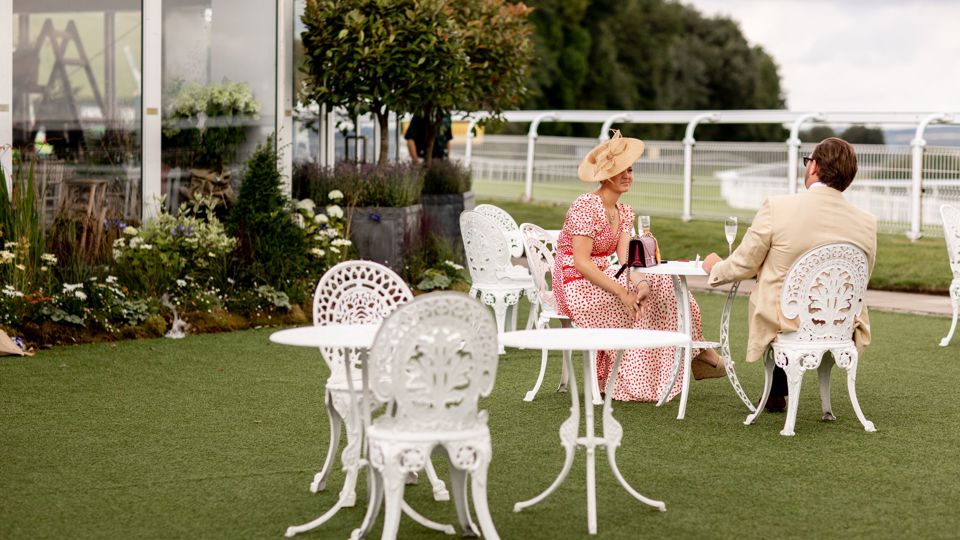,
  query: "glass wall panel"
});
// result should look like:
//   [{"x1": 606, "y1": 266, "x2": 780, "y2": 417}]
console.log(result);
[
  {"x1": 161, "y1": 0, "x2": 276, "y2": 212},
  {"x1": 11, "y1": 0, "x2": 142, "y2": 227}
]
